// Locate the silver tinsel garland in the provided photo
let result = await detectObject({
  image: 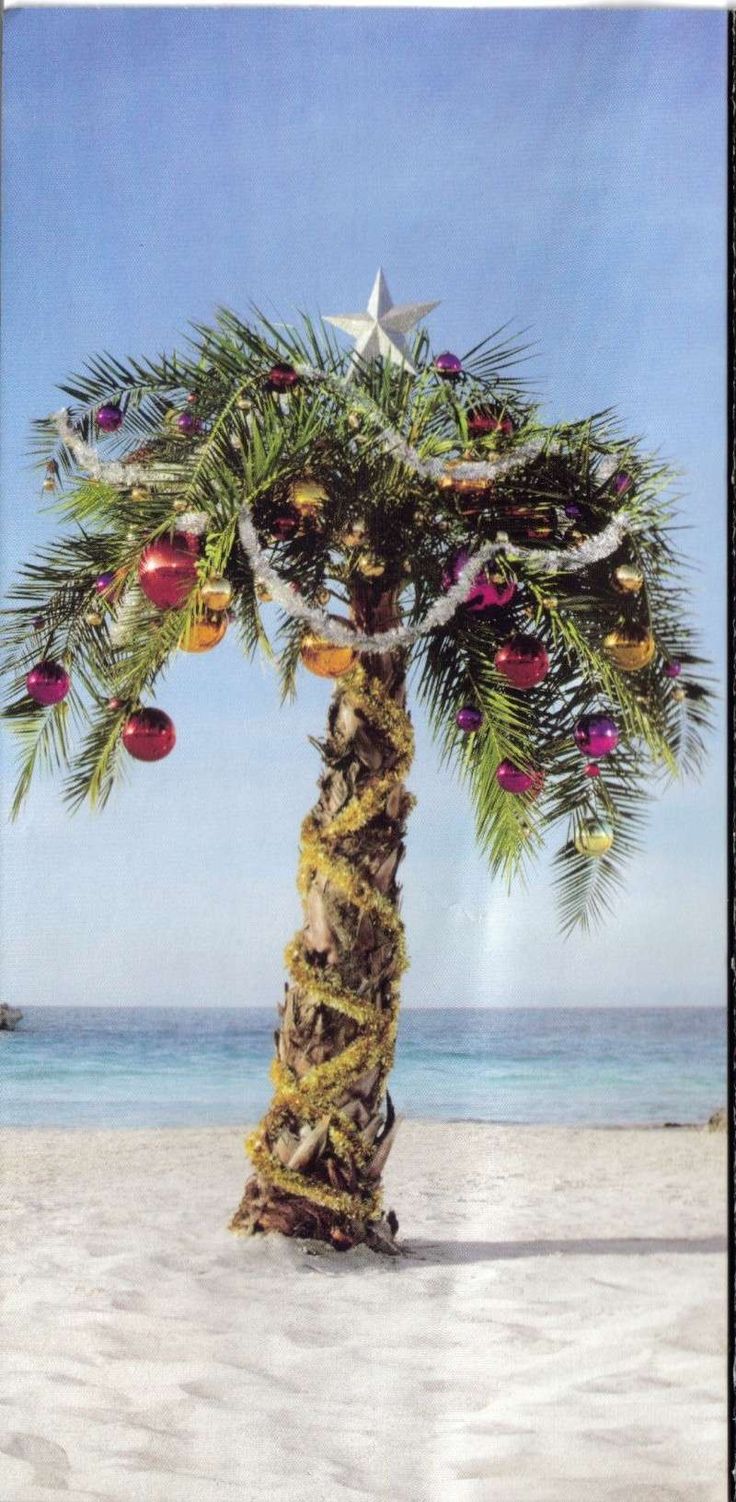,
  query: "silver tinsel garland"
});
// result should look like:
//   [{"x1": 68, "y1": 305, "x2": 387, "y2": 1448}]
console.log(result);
[{"x1": 52, "y1": 395, "x2": 637, "y2": 654}]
